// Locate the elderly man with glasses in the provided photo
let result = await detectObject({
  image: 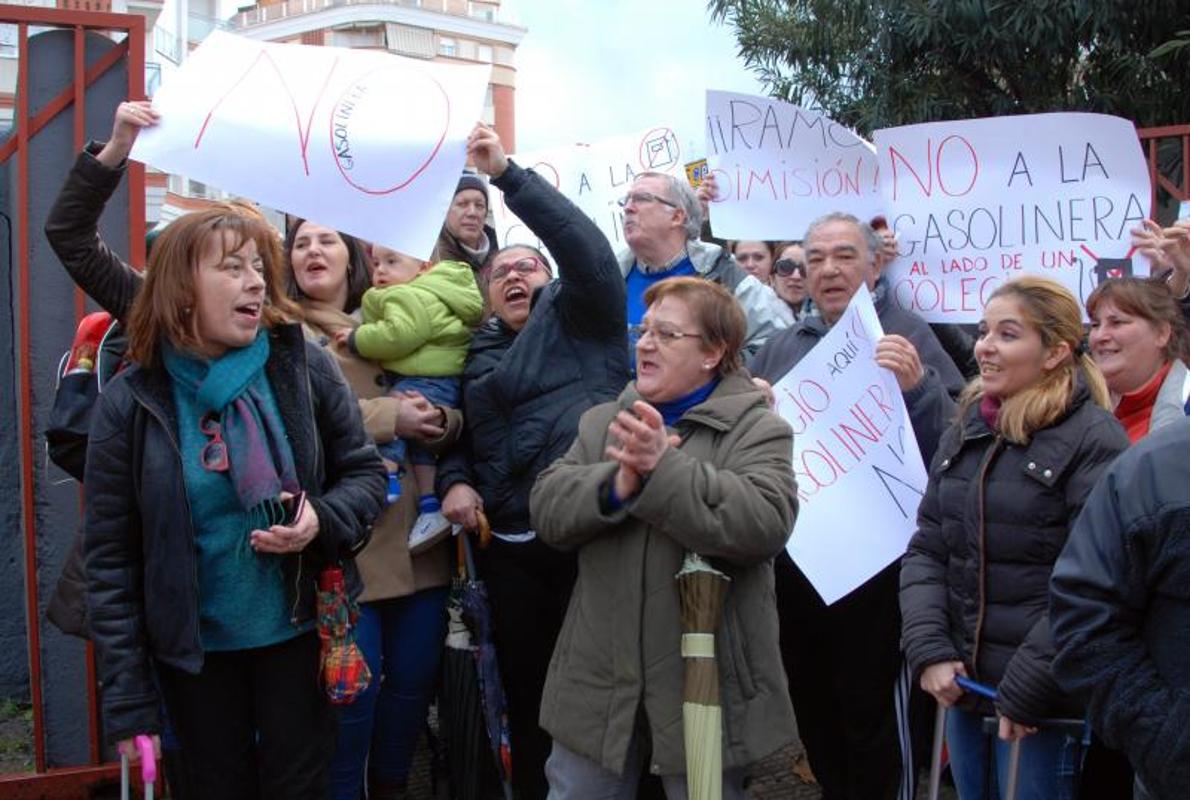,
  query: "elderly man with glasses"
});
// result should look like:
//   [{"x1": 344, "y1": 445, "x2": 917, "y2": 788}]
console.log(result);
[
  {"x1": 618, "y1": 172, "x2": 792, "y2": 358},
  {"x1": 749, "y1": 211, "x2": 966, "y2": 800}
]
